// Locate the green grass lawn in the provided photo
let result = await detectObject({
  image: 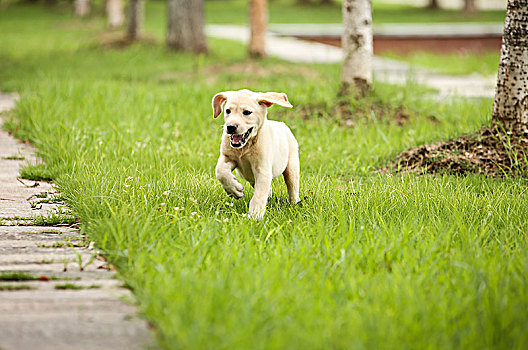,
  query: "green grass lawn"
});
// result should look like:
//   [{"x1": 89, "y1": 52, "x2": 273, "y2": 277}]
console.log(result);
[
  {"x1": 1, "y1": 3, "x2": 527, "y2": 350},
  {"x1": 381, "y1": 51, "x2": 501, "y2": 76}
]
